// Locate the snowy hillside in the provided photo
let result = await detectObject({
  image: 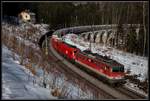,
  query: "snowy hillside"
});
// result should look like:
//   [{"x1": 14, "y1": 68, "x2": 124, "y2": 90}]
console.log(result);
[
  {"x1": 2, "y1": 22, "x2": 49, "y2": 44},
  {"x1": 2, "y1": 22, "x2": 108, "y2": 99},
  {"x1": 2, "y1": 45, "x2": 57, "y2": 100},
  {"x1": 2, "y1": 44, "x2": 102, "y2": 99}
]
